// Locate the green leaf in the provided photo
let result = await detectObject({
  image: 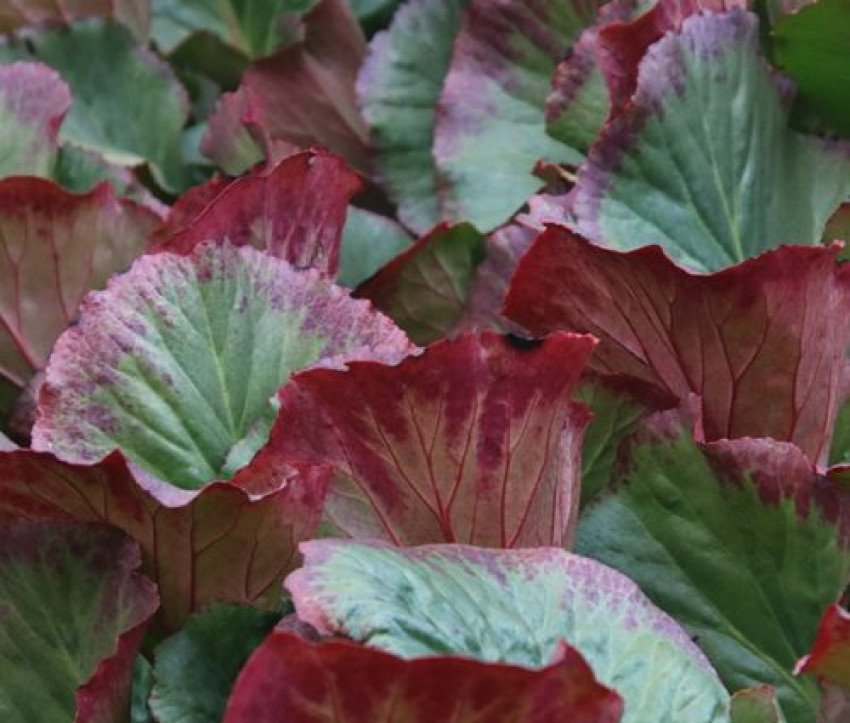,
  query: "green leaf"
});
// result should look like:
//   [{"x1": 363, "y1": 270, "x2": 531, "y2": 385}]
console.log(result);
[
  {"x1": 358, "y1": 0, "x2": 468, "y2": 233},
  {"x1": 131, "y1": 657, "x2": 155, "y2": 723},
  {"x1": 830, "y1": 399, "x2": 850, "y2": 466},
  {"x1": 338, "y1": 206, "x2": 412, "y2": 287},
  {"x1": 0, "y1": 522, "x2": 159, "y2": 723},
  {"x1": 433, "y1": 0, "x2": 596, "y2": 231},
  {"x1": 151, "y1": 605, "x2": 279, "y2": 723},
  {"x1": 356, "y1": 222, "x2": 486, "y2": 344},
  {"x1": 347, "y1": 0, "x2": 403, "y2": 33},
  {"x1": 33, "y1": 242, "x2": 412, "y2": 489},
  {"x1": 773, "y1": 0, "x2": 850, "y2": 137},
  {"x1": 575, "y1": 380, "x2": 649, "y2": 506},
  {"x1": 288, "y1": 541, "x2": 731, "y2": 723},
  {"x1": 731, "y1": 686, "x2": 788, "y2": 723},
  {"x1": 577, "y1": 434, "x2": 850, "y2": 721},
  {"x1": 0, "y1": 20, "x2": 190, "y2": 192},
  {"x1": 573, "y1": 10, "x2": 850, "y2": 272},
  {"x1": 151, "y1": 0, "x2": 319, "y2": 57}
]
